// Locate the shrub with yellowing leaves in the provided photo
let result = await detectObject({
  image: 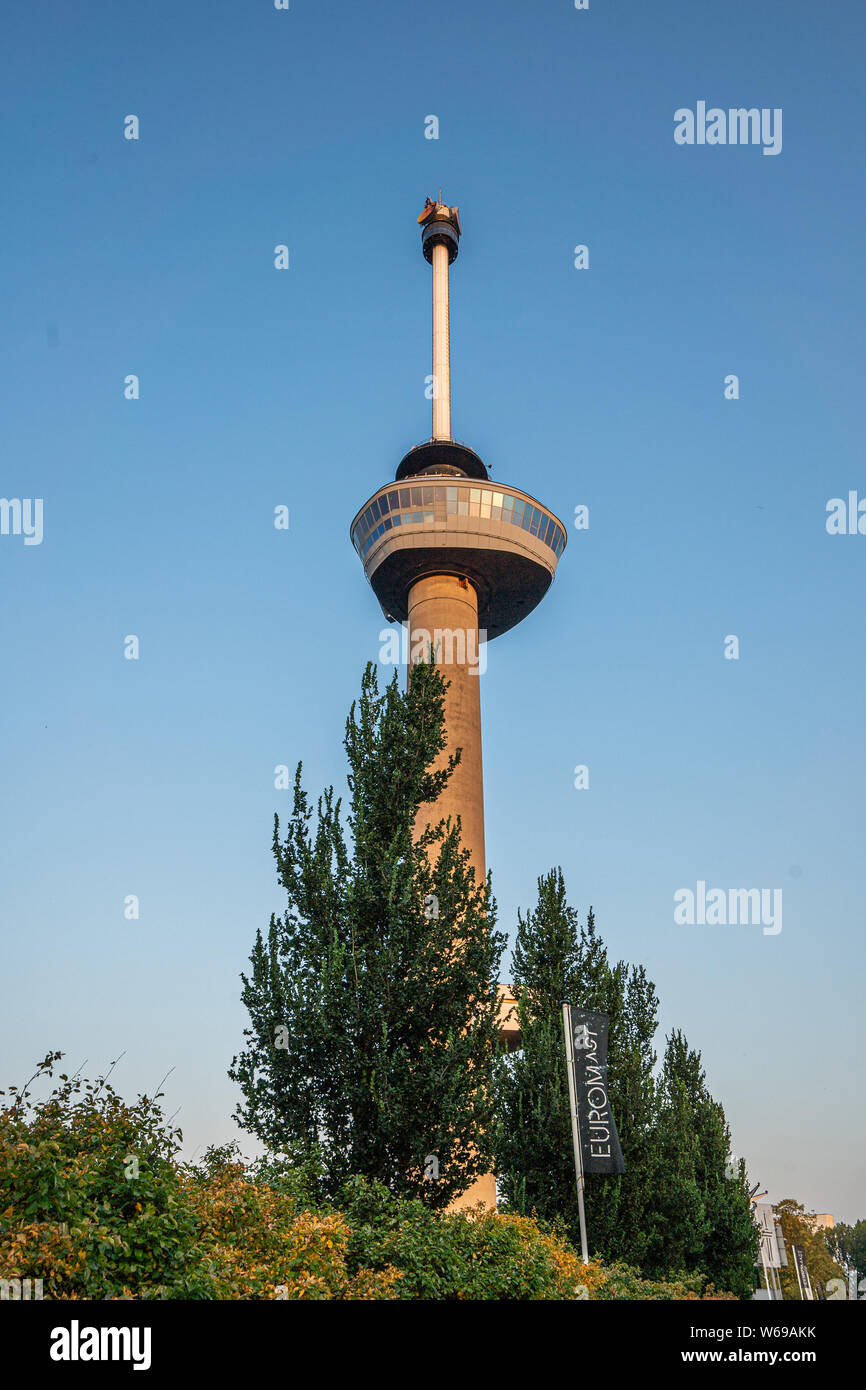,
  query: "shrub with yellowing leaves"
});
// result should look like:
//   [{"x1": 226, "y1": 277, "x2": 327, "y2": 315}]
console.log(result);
[
  {"x1": 0, "y1": 1053, "x2": 211, "y2": 1299},
  {"x1": 183, "y1": 1156, "x2": 400, "y2": 1299}
]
